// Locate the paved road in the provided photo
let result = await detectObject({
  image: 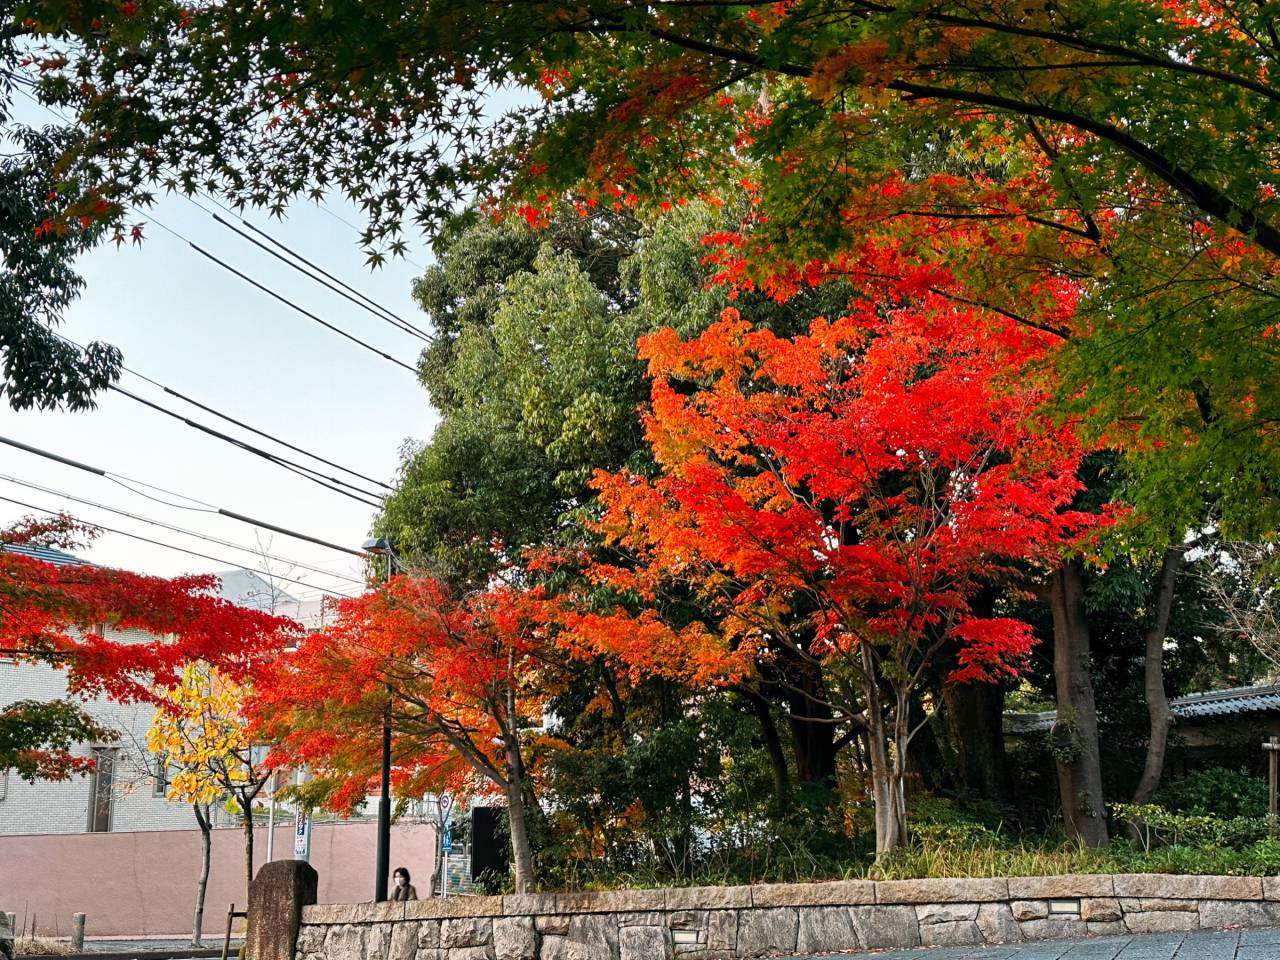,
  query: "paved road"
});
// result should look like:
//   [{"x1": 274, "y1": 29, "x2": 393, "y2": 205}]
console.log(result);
[{"x1": 792, "y1": 927, "x2": 1280, "y2": 959}]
